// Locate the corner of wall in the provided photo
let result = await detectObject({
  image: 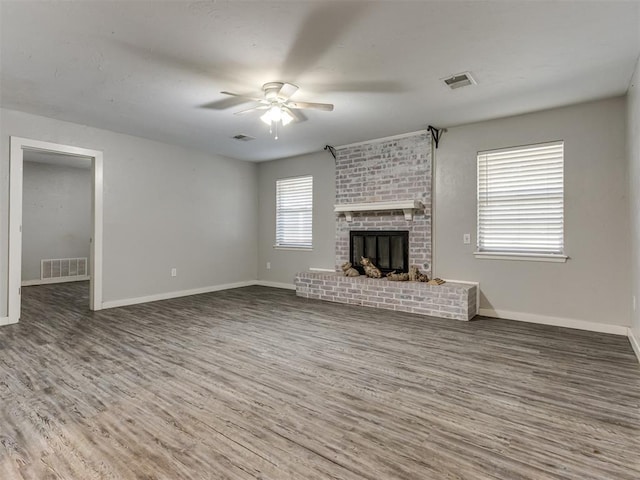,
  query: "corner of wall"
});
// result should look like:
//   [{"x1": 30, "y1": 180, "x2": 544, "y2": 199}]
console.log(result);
[
  {"x1": 628, "y1": 328, "x2": 640, "y2": 363},
  {"x1": 627, "y1": 53, "x2": 640, "y2": 348}
]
